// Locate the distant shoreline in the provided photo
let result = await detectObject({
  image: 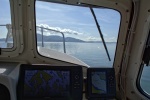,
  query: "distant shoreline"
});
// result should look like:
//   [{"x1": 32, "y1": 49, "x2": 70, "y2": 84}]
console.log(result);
[
  {"x1": 1, "y1": 34, "x2": 117, "y2": 43},
  {"x1": 0, "y1": 41, "x2": 117, "y2": 43}
]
